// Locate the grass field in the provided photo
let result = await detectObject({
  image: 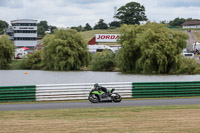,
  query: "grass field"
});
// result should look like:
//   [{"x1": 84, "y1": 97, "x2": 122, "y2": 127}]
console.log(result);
[
  {"x1": 1, "y1": 105, "x2": 200, "y2": 133},
  {"x1": 193, "y1": 32, "x2": 200, "y2": 42}
]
